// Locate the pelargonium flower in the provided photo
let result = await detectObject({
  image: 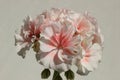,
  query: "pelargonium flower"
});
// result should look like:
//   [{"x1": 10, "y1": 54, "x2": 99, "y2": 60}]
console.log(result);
[
  {"x1": 73, "y1": 12, "x2": 104, "y2": 75},
  {"x1": 38, "y1": 22, "x2": 81, "y2": 72},
  {"x1": 15, "y1": 8, "x2": 104, "y2": 80},
  {"x1": 14, "y1": 16, "x2": 42, "y2": 58}
]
